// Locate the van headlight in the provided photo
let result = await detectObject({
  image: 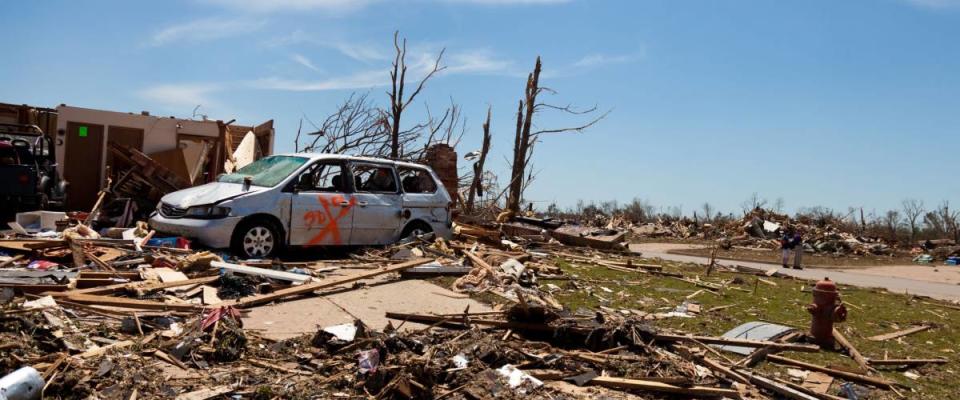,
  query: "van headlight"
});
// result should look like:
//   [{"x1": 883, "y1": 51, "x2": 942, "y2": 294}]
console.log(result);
[{"x1": 184, "y1": 205, "x2": 231, "y2": 219}]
